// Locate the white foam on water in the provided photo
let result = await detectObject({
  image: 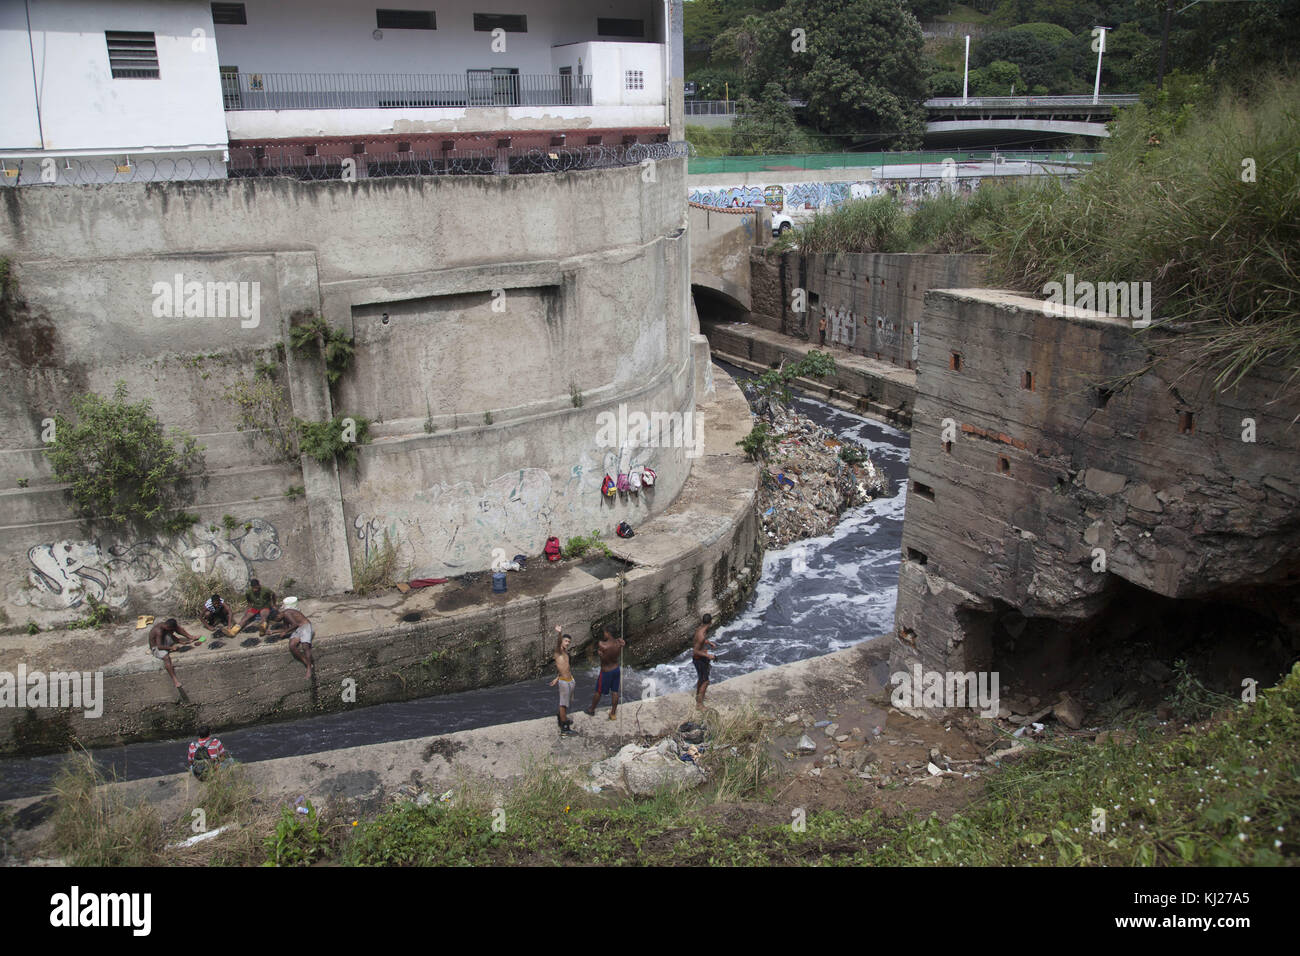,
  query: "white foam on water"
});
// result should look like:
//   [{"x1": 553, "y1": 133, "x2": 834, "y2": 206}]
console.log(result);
[{"x1": 636, "y1": 402, "x2": 911, "y2": 698}]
